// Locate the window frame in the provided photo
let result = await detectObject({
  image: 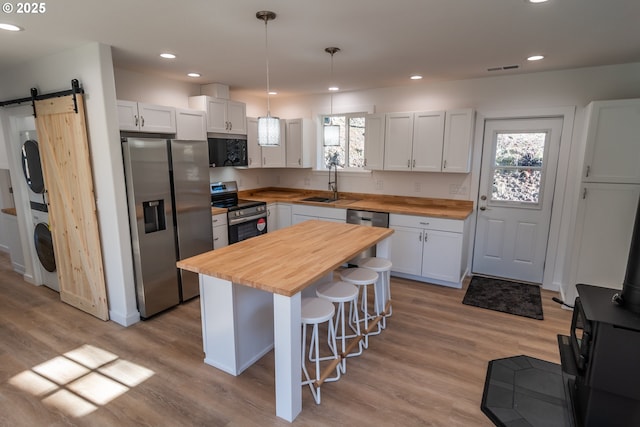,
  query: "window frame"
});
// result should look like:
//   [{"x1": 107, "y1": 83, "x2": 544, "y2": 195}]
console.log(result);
[{"x1": 319, "y1": 113, "x2": 367, "y2": 171}]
